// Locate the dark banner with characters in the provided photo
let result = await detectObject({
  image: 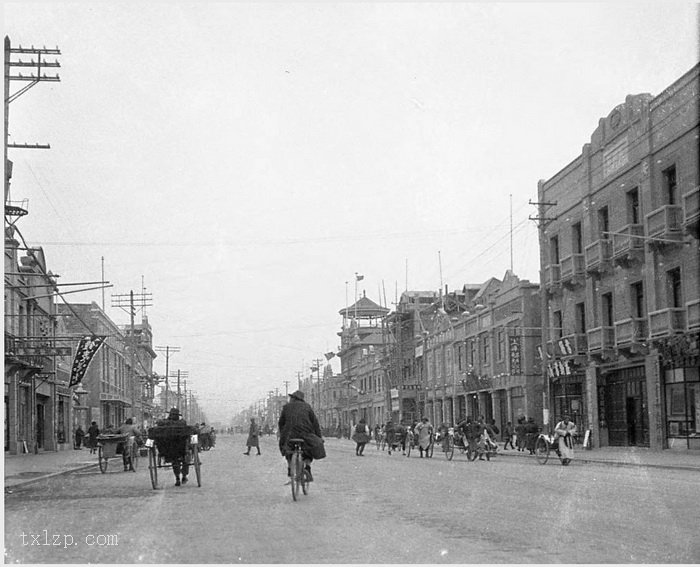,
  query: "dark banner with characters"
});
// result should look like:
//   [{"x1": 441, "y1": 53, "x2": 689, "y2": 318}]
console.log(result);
[{"x1": 69, "y1": 336, "x2": 106, "y2": 387}]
